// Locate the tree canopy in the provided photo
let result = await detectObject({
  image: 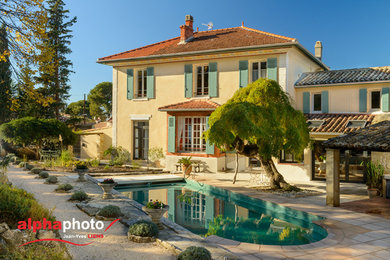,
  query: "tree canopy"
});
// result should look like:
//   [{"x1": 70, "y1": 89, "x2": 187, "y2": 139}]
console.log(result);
[
  {"x1": 88, "y1": 81, "x2": 112, "y2": 120},
  {"x1": 204, "y1": 78, "x2": 310, "y2": 189},
  {"x1": 0, "y1": 24, "x2": 13, "y2": 124},
  {"x1": 65, "y1": 100, "x2": 90, "y2": 118}
]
